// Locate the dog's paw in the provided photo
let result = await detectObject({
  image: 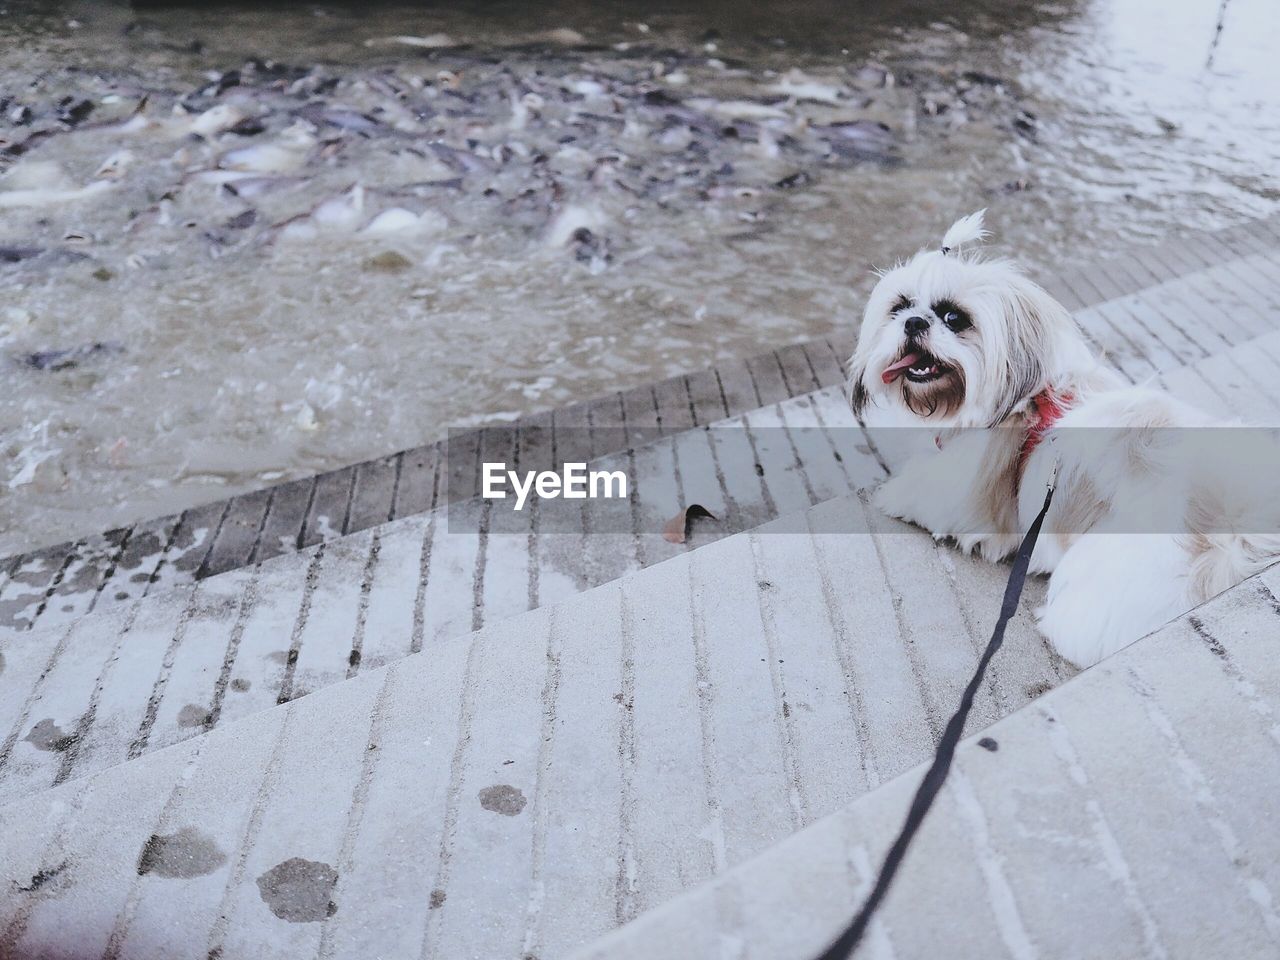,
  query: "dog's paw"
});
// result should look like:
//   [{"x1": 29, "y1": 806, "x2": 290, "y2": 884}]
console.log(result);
[
  {"x1": 871, "y1": 474, "x2": 916, "y2": 522},
  {"x1": 956, "y1": 532, "x2": 1019, "y2": 563}
]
